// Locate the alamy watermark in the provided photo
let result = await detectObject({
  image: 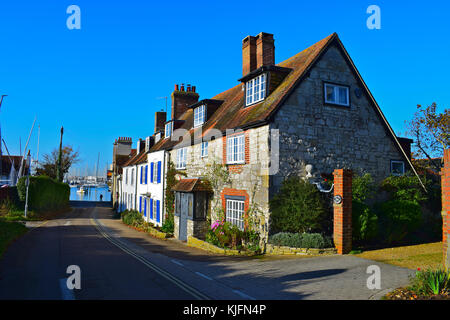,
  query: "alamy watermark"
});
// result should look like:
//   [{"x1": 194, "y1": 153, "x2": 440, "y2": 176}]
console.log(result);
[
  {"x1": 66, "y1": 5, "x2": 81, "y2": 30},
  {"x1": 366, "y1": 5, "x2": 381, "y2": 30},
  {"x1": 366, "y1": 265, "x2": 381, "y2": 290},
  {"x1": 66, "y1": 265, "x2": 81, "y2": 290}
]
